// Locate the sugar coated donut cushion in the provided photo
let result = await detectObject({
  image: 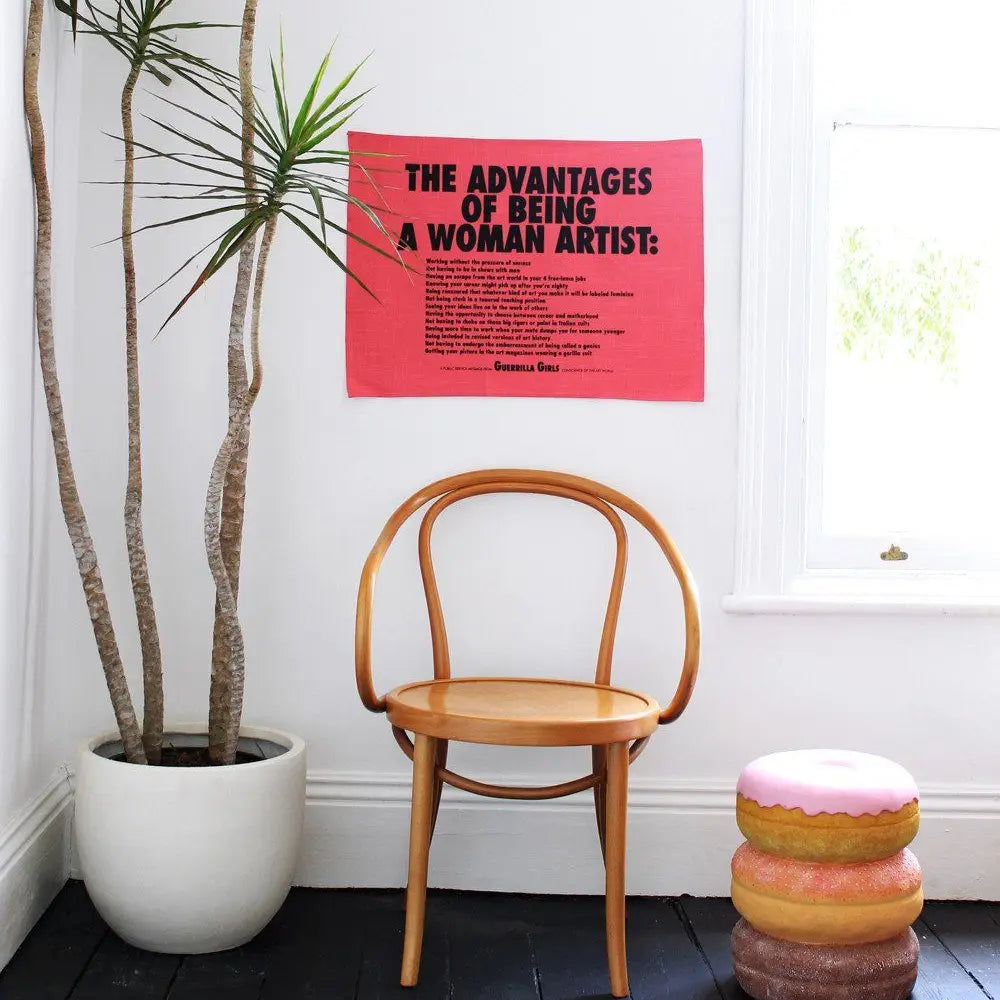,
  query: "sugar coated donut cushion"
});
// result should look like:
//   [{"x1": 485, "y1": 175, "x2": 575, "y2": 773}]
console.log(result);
[
  {"x1": 731, "y1": 842, "x2": 923, "y2": 945},
  {"x1": 737, "y1": 750, "x2": 919, "y2": 862},
  {"x1": 732, "y1": 919, "x2": 919, "y2": 1000}
]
